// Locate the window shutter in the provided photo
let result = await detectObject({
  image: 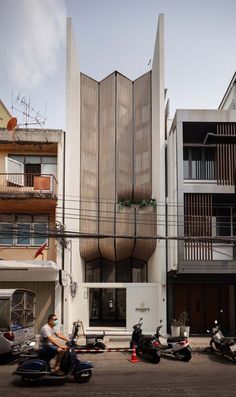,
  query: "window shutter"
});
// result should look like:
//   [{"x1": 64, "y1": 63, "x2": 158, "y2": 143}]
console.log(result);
[{"x1": 5, "y1": 157, "x2": 24, "y2": 186}]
